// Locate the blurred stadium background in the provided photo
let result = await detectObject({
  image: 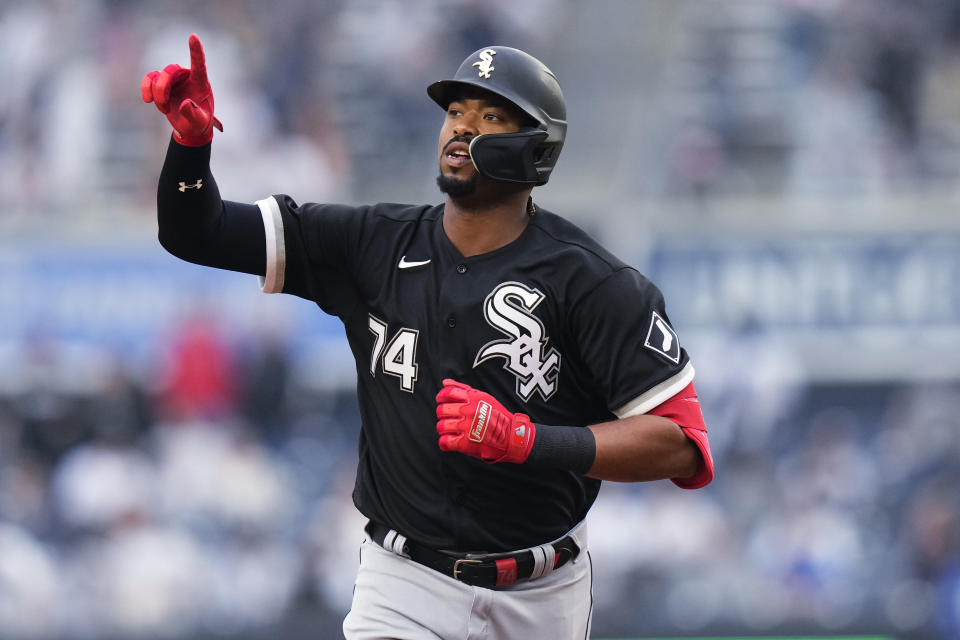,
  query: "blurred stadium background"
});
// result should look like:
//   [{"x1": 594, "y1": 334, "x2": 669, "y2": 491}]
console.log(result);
[{"x1": 1, "y1": 0, "x2": 959, "y2": 638}]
